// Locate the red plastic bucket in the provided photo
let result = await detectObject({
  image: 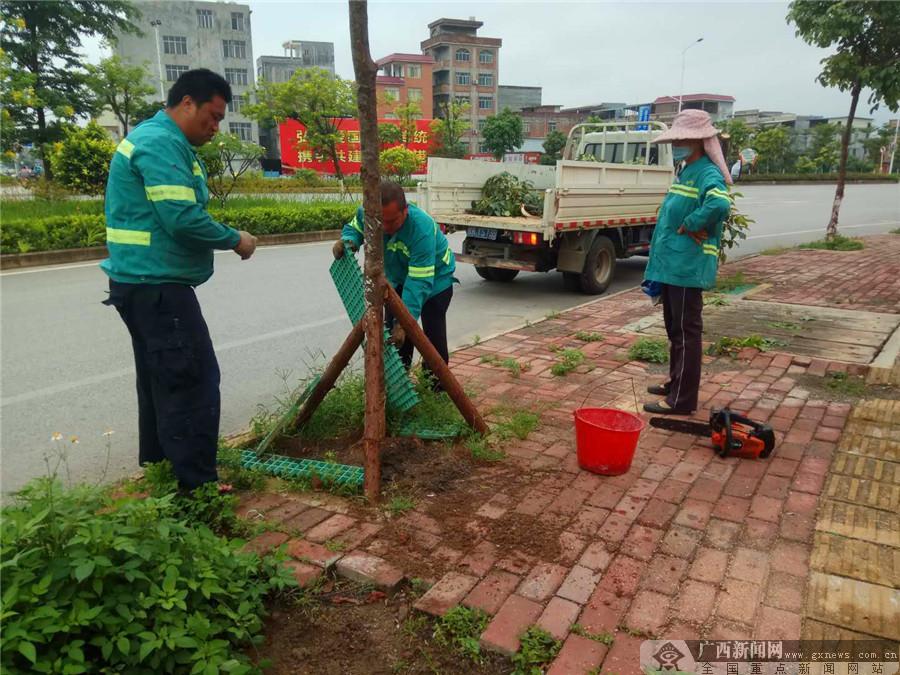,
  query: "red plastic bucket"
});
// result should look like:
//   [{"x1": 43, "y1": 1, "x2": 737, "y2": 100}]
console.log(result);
[{"x1": 574, "y1": 407, "x2": 645, "y2": 475}]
